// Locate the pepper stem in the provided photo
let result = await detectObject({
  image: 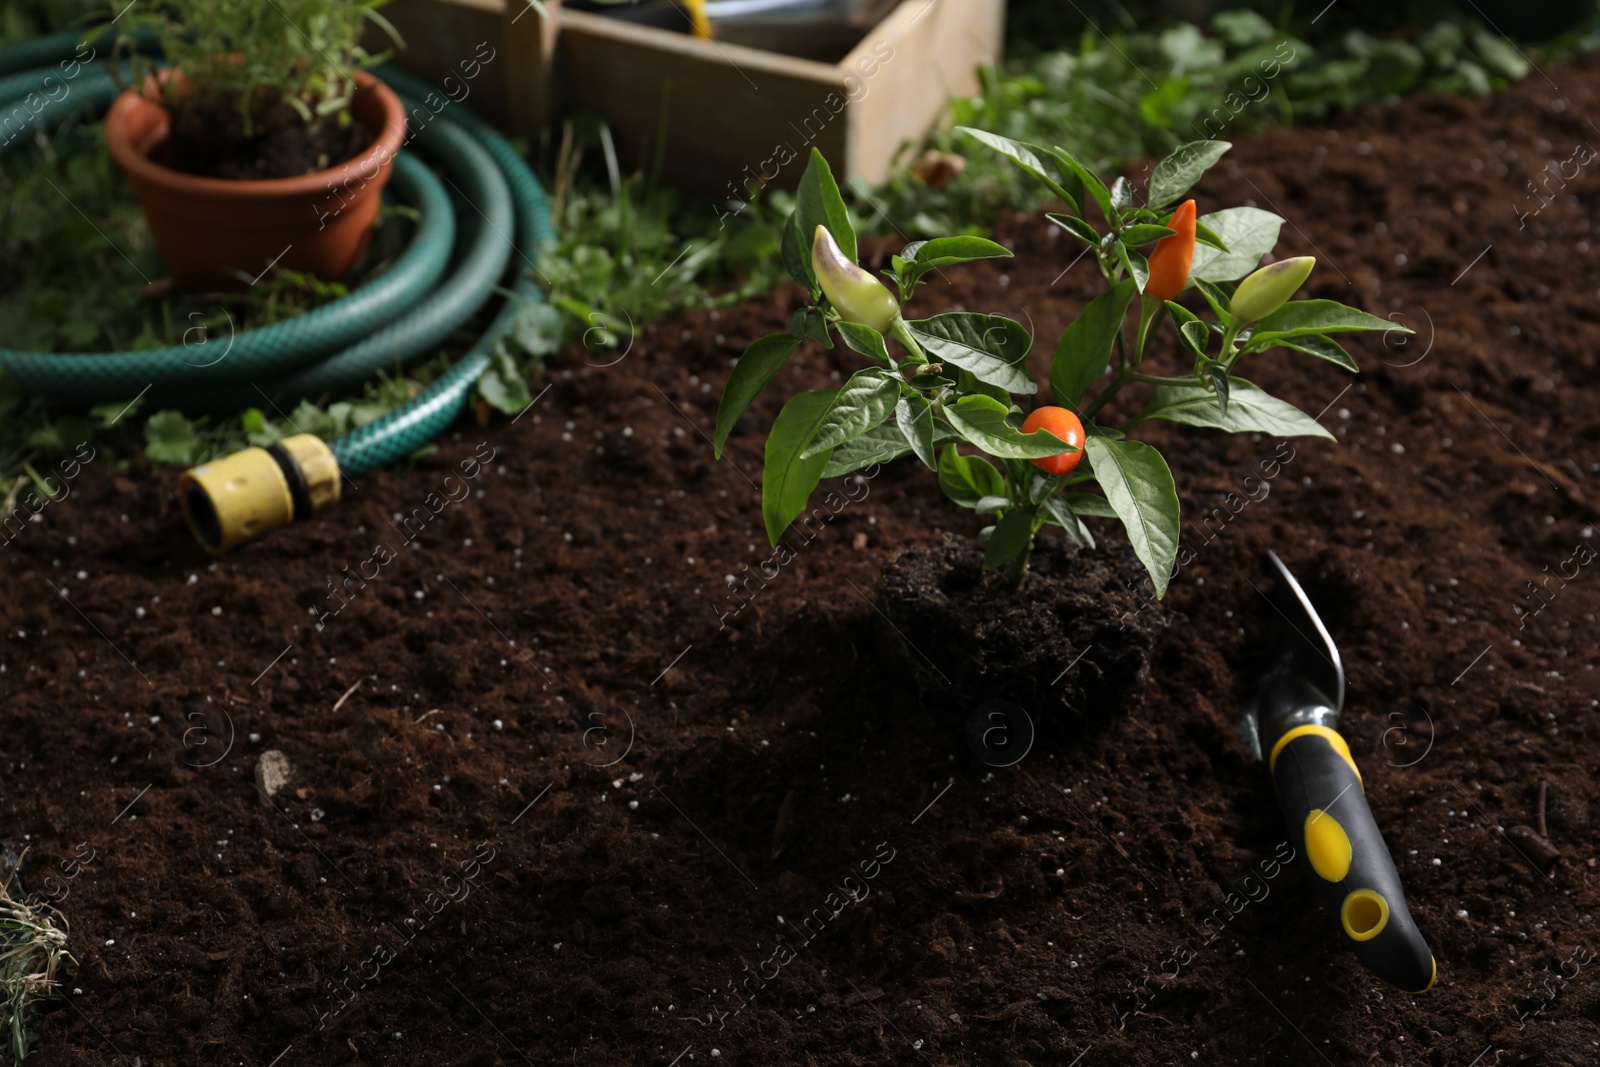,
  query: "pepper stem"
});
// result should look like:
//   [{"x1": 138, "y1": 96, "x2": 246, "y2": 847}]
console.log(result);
[
  {"x1": 887, "y1": 315, "x2": 925, "y2": 364},
  {"x1": 1218, "y1": 321, "x2": 1241, "y2": 367},
  {"x1": 1007, "y1": 533, "x2": 1034, "y2": 589}
]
